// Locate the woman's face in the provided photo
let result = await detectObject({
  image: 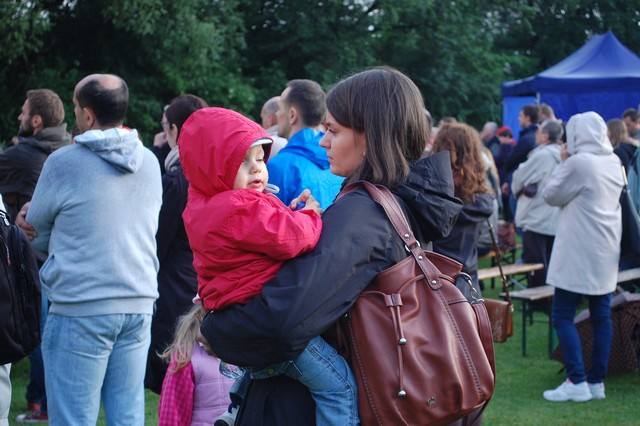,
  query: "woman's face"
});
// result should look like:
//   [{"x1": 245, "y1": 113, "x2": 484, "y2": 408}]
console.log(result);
[{"x1": 320, "y1": 111, "x2": 366, "y2": 177}]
